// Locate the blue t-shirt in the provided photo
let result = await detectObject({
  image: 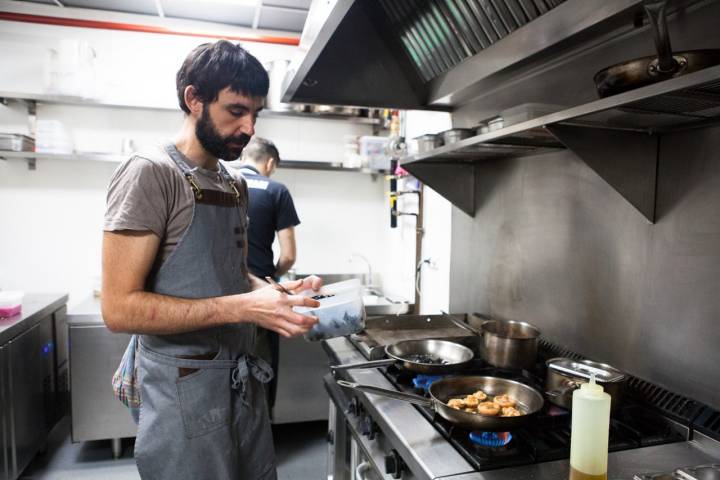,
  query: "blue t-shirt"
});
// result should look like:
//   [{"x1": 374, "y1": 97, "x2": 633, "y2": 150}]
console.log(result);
[{"x1": 235, "y1": 165, "x2": 300, "y2": 278}]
